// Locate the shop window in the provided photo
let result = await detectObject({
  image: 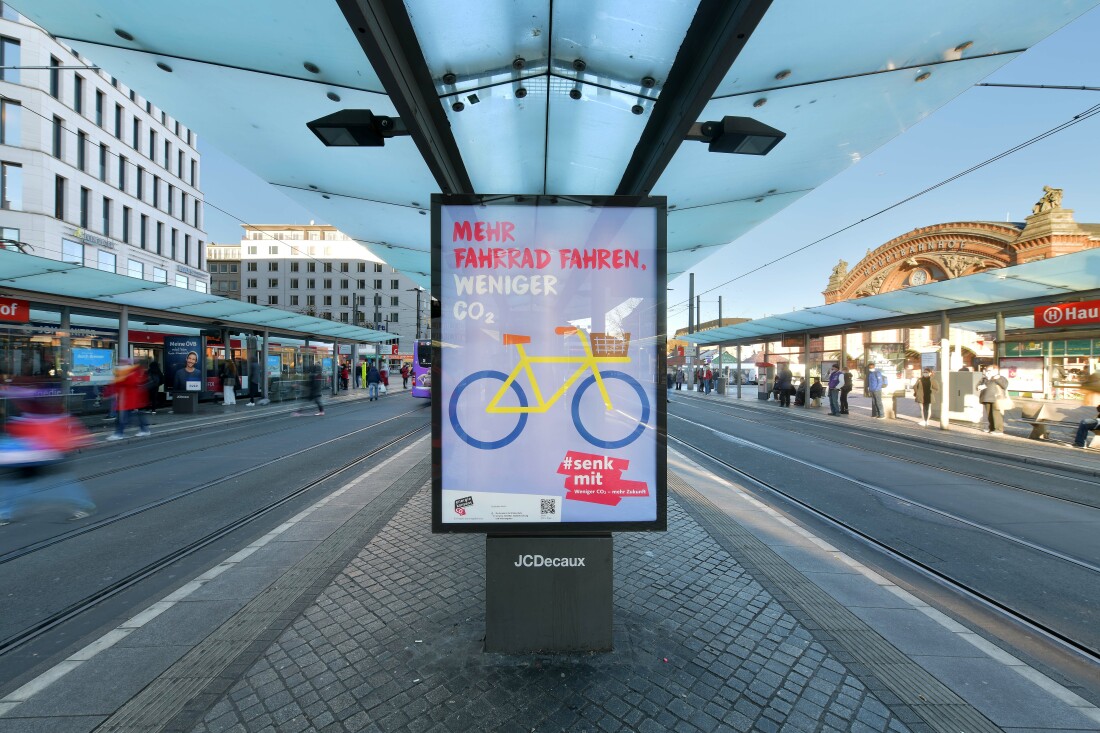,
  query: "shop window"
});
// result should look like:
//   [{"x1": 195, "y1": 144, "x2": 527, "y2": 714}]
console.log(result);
[
  {"x1": 97, "y1": 250, "x2": 116, "y2": 274},
  {"x1": 62, "y1": 238, "x2": 83, "y2": 265}
]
